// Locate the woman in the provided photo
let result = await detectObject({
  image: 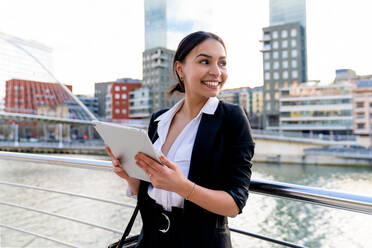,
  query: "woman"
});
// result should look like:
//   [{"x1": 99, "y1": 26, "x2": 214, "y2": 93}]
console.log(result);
[{"x1": 107, "y1": 31, "x2": 255, "y2": 248}]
